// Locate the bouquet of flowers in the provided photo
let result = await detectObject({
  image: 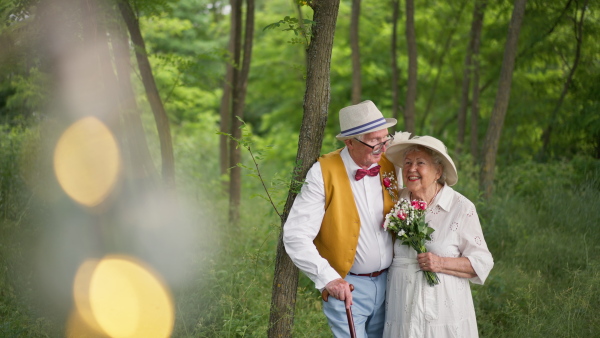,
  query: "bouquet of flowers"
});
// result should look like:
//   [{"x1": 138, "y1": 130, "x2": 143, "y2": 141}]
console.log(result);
[{"x1": 383, "y1": 198, "x2": 440, "y2": 286}]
